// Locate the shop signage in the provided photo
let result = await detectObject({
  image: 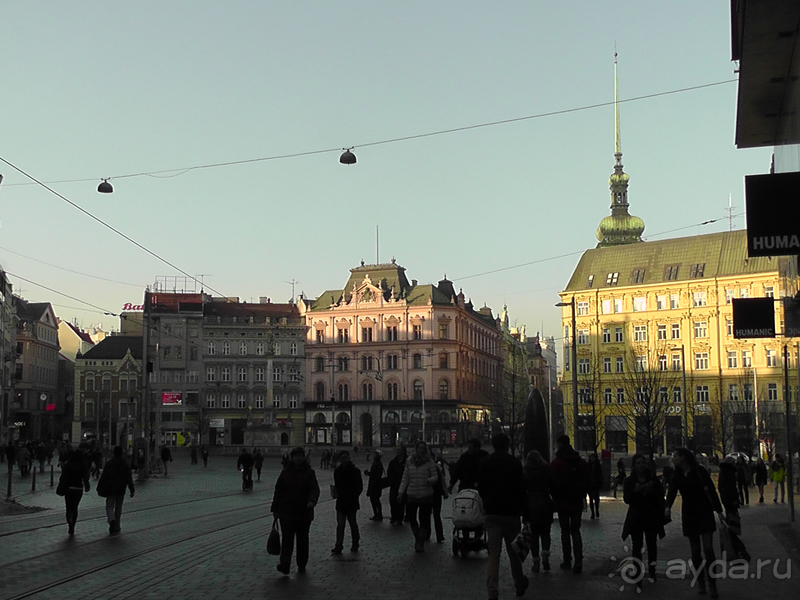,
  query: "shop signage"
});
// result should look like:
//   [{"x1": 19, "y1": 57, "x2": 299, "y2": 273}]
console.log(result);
[
  {"x1": 733, "y1": 298, "x2": 776, "y2": 338},
  {"x1": 745, "y1": 171, "x2": 800, "y2": 257},
  {"x1": 122, "y1": 303, "x2": 144, "y2": 311}
]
